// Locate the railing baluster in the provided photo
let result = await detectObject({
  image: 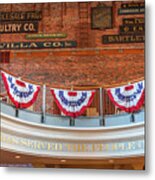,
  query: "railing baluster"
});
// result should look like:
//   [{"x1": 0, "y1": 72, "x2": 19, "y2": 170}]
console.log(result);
[
  {"x1": 70, "y1": 117, "x2": 75, "y2": 126},
  {"x1": 99, "y1": 87, "x2": 105, "y2": 126},
  {"x1": 131, "y1": 112, "x2": 135, "y2": 123},
  {"x1": 41, "y1": 84, "x2": 46, "y2": 123}
]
